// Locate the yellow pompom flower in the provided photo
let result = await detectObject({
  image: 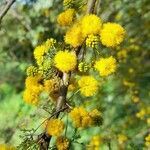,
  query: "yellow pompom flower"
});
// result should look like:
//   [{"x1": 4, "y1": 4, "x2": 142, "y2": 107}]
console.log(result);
[
  {"x1": 0, "y1": 144, "x2": 15, "y2": 150},
  {"x1": 94, "y1": 56, "x2": 117, "y2": 76},
  {"x1": 0, "y1": 144, "x2": 7, "y2": 150},
  {"x1": 81, "y1": 14, "x2": 102, "y2": 36},
  {"x1": 25, "y1": 75, "x2": 42, "y2": 88},
  {"x1": 70, "y1": 107, "x2": 93, "y2": 128},
  {"x1": 118, "y1": 134, "x2": 128, "y2": 144},
  {"x1": 87, "y1": 135, "x2": 102, "y2": 150},
  {"x1": 34, "y1": 45, "x2": 48, "y2": 65},
  {"x1": 136, "y1": 108, "x2": 146, "y2": 119},
  {"x1": 46, "y1": 119, "x2": 64, "y2": 136},
  {"x1": 54, "y1": 51, "x2": 77, "y2": 72},
  {"x1": 78, "y1": 76, "x2": 98, "y2": 97},
  {"x1": 33, "y1": 38, "x2": 56, "y2": 65},
  {"x1": 147, "y1": 118, "x2": 150, "y2": 125},
  {"x1": 86, "y1": 34, "x2": 99, "y2": 48},
  {"x1": 56, "y1": 136, "x2": 70, "y2": 150},
  {"x1": 57, "y1": 9, "x2": 75, "y2": 26},
  {"x1": 23, "y1": 75, "x2": 43, "y2": 105},
  {"x1": 145, "y1": 134, "x2": 150, "y2": 147},
  {"x1": 100, "y1": 22, "x2": 125, "y2": 47},
  {"x1": 70, "y1": 107, "x2": 102, "y2": 128},
  {"x1": 23, "y1": 86, "x2": 42, "y2": 105},
  {"x1": 65, "y1": 23, "x2": 84, "y2": 47},
  {"x1": 44, "y1": 78, "x2": 59, "y2": 93}
]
